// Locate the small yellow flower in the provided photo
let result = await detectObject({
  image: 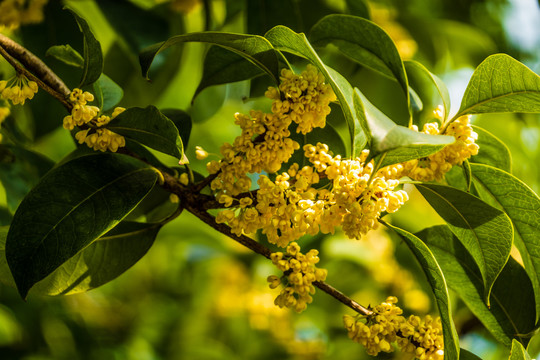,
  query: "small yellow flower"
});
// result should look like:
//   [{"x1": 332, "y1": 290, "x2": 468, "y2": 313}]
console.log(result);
[
  {"x1": 179, "y1": 172, "x2": 189, "y2": 185},
  {"x1": 0, "y1": 74, "x2": 38, "y2": 105},
  {"x1": 195, "y1": 145, "x2": 209, "y2": 160}
]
